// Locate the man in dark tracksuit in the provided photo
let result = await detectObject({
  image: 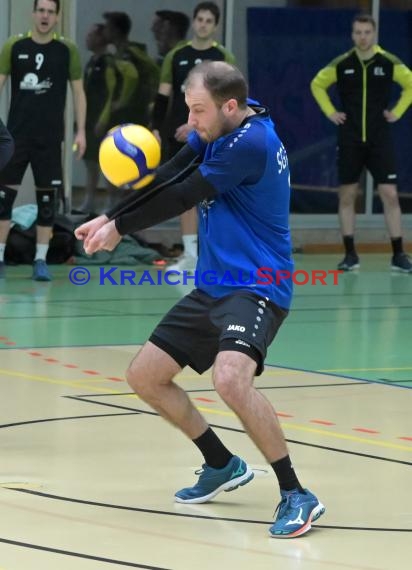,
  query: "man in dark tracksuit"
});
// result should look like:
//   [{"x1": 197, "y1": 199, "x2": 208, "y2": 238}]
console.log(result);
[
  {"x1": 311, "y1": 13, "x2": 412, "y2": 273},
  {"x1": 0, "y1": 119, "x2": 14, "y2": 277}
]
